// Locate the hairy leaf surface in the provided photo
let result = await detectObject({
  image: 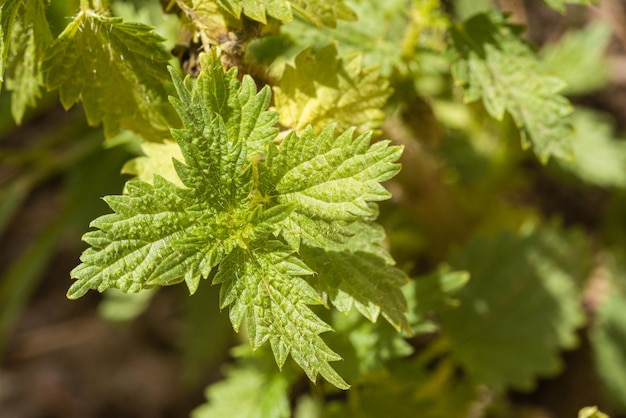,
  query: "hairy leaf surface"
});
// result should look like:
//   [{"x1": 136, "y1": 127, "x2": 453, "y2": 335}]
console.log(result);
[
  {"x1": 43, "y1": 10, "x2": 173, "y2": 140},
  {"x1": 68, "y1": 51, "x2": 282, "y2": 298},
  {"x1": 450, "y1": 13, "x2": 574, "y2": 162},
  {"x1": 214, "y1": 243, "x2": 348, "y2": 388},
  {"x1": 273, "y1": 44, "x2": 390, "y2": 134},
  {"x1": 300, "y1": 222, "x2": 409, "y2": 332},
  {"x1": 266, "y1": 124, "x2": 401, "y2": 228},
  {"x1": 70, "y1": 50, "x2": 404, "y2": 388}
]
